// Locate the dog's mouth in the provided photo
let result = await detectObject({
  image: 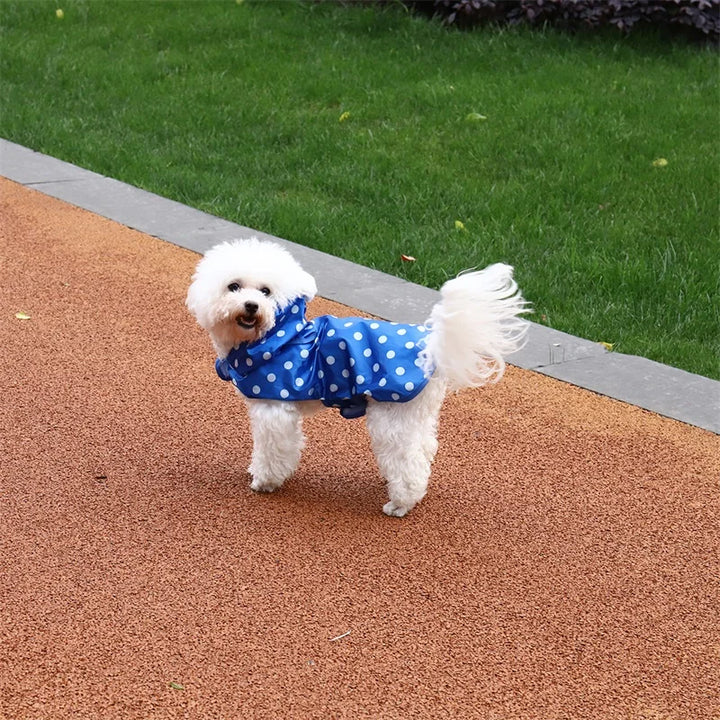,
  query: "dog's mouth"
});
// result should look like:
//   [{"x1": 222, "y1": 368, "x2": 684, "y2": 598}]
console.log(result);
[{"x1": 236, "y1": 315, "x2": 257, "y2": 330}]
